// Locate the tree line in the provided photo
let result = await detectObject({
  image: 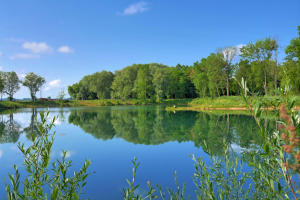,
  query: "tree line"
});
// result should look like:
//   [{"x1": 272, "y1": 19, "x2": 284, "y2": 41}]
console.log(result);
[{"x1": 69, "y1": 26, "x2": 300, "y2": 101}]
